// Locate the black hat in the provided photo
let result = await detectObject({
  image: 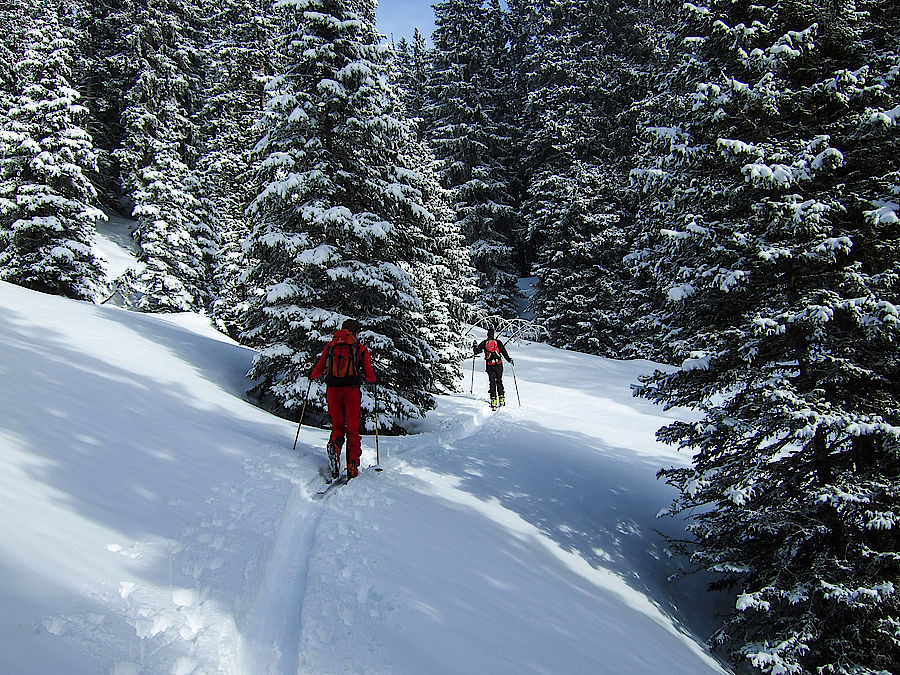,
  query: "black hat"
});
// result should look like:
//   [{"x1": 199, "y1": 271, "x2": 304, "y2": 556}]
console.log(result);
[{"x1": 487, "y1": 328, "x2": 495, "y2": 339}]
